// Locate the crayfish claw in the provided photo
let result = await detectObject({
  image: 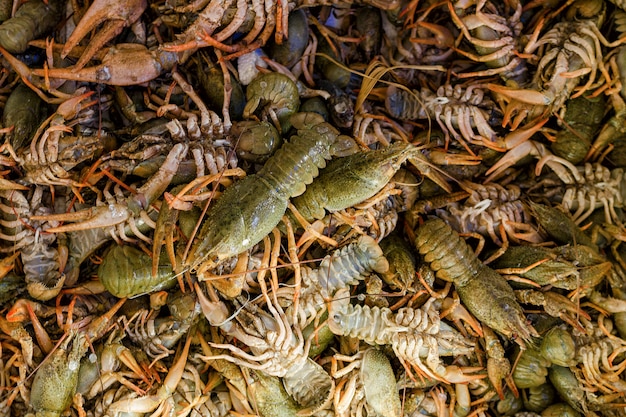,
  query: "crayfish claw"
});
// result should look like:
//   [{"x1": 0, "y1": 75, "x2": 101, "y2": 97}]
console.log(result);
[
  {"x1": 441, "y1": 295, "x2": 483, "y2": 337},
  {"x1": 486, "y1": 140, "x2": 583, "y2": 184},
  {"x1": 152, "y1": 202, "x2": 179, "y2": 276},
  {"x1": 32, "y1": 44, "x2": 177, "y2": 86},
  {"x1": 0, "y1": 45, "x2": 69, "y2": 102},
  {"x1": 487, "y1": 83, "x2": 552, "y2": 106},
  {"x1": 26, "y1": 275, "x2": 66, "y2": 302},
  {"x1": 483, "y1": 326, "x2": 516, "y2": 400},
  {"x1": 55, "y1": 91, "x2": 97, "y2": 119},
  {"x1": 0, "y1": 251, "x2": 20, "y2": 280},
  {"x1": 516, "y1": 289, "x2": 590, "y2": 333},
  {"x1": 33, "y1": 204, "x2": 131, "y2": 233},
  {"x1": 428, "y1": 150, "x2": 482, "y2": 166},
  {"x1": 407, "y1": 155, "x2": 452, "y2": 193},
  {"x1": 484, "y1": 140, "x2": 536, "y2": 182},
  {"x1": 437, "y1": 365, "x2": 485, "y2": 384},
  {"x1": 496, "y1": 118, "x2": 548, "y2": 151},
  {"x1": 62, "y1": 0, "x2": 147, "y2": 70}
]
